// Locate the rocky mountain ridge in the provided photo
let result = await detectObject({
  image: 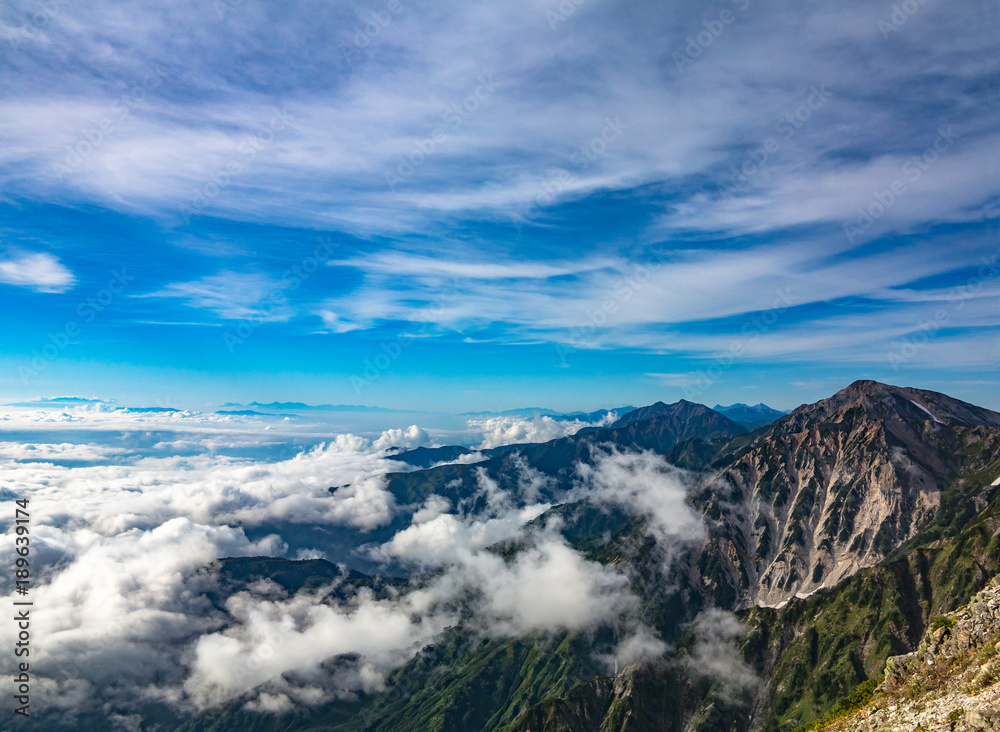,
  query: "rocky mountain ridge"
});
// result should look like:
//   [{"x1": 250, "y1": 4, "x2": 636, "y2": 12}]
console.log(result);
[{"x1": 816, "y1": 575, "x2": 1000, "y2": 731}]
